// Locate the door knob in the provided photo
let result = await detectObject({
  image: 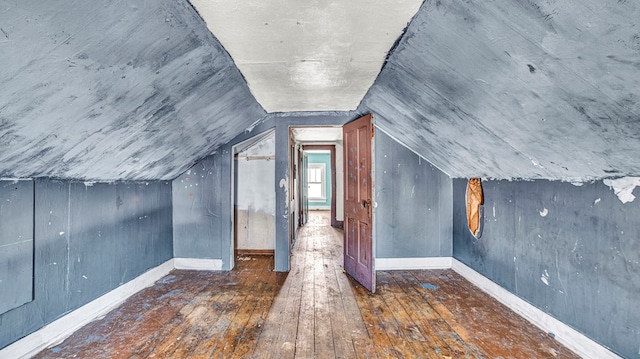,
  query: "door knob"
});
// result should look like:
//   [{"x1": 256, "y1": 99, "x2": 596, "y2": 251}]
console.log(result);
[{"x1": 362, "y1": 199, "x2": 372, "y2": 217}]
